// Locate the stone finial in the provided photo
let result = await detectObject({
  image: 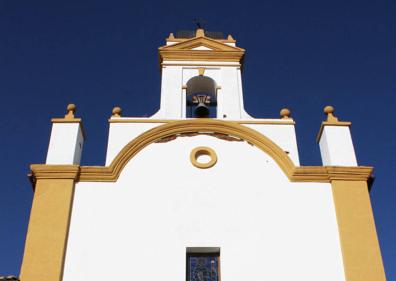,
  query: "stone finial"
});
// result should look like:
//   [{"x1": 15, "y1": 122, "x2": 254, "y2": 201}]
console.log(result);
[
  {"x1": 280, "y1": 108, "x2": 291, "y2": 119},
  {"x1": 112, "y1": 106, "x2": 122, "y2": 117},
  {"x1": 324, "y1": 105, "x2": 338, "y2": 122},
  {"x1": 168, "y1": 33, "x2": 175, "y2": 39},
  {"x1": 227, "y1": 34, "x2": 234, "y2": 41},
  {"x1": 196, "y1": 28, "x2": 205, "y2": 37},
  {"x1": 65, "y1": 103, "x2": 76, "y2": 119}
]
